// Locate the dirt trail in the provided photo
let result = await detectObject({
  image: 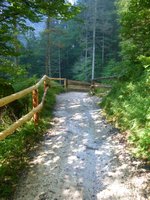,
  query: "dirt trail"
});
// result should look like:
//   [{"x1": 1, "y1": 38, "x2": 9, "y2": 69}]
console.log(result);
[{"x1": 14, "y1": 92, "x2": 150, "y2": 200}]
